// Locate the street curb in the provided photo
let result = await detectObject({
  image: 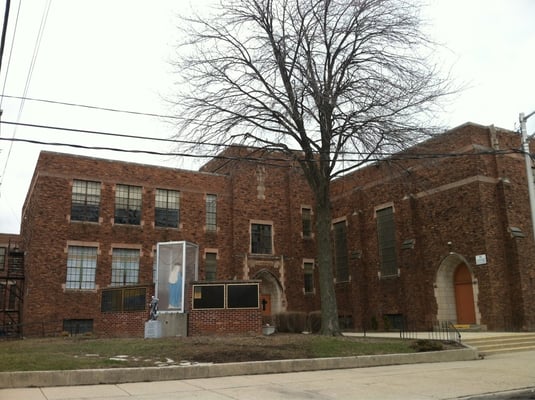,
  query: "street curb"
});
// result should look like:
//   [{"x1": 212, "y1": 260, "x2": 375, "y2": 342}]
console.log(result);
[{"x1": 0, "y1": 347, "x2": 478, "y2": 388}]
